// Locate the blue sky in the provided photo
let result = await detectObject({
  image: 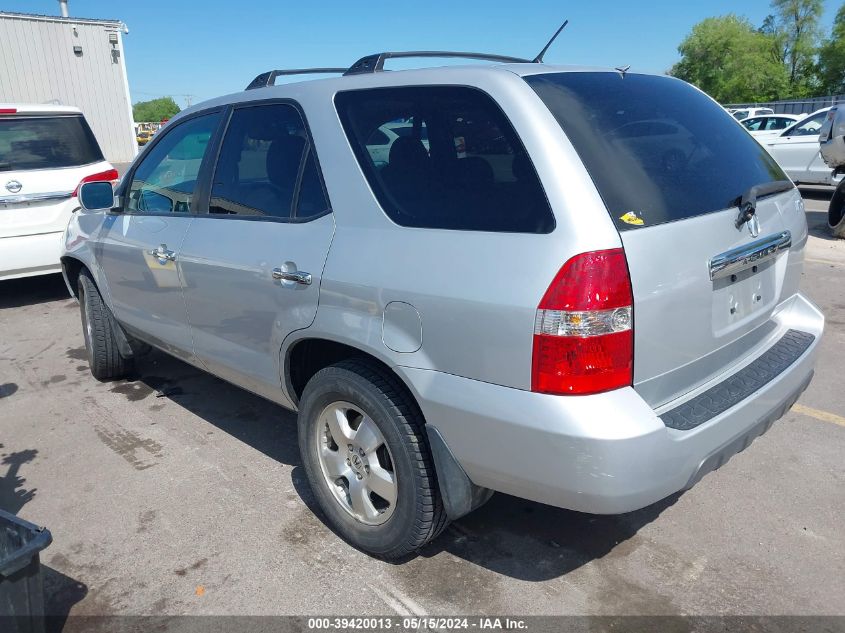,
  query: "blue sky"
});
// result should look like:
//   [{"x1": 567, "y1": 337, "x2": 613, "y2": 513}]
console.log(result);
[{"x1": 4, "y1": 0, "x2": 841, "y2": 107}]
